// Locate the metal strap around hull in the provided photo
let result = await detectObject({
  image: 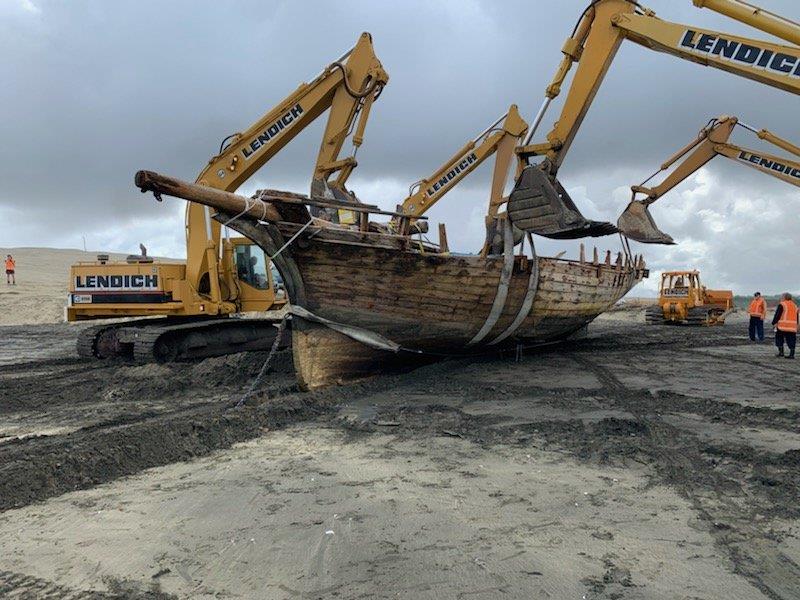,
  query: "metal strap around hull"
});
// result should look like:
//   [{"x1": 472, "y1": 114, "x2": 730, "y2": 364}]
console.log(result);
[
  {"x1": 489, "y1": 233, "x2": 539, "y2": 345},
  {"x1": 467, "y1": 217, "x2": 514, "y2": 347},
  {"x1": 290, "y1": 305, "x2": 401, "y2": 353}
]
